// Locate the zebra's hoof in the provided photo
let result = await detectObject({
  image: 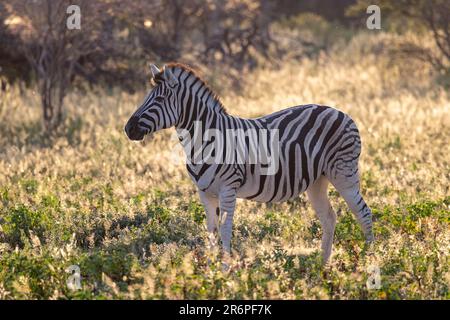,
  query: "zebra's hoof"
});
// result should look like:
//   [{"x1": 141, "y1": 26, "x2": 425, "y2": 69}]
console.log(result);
[
  {"x1": 365, "y1": 233, "x2": 375, "y2": 243},
  {"x1": 222, "y1": 262, "x2": 230, "y2": 272}
]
